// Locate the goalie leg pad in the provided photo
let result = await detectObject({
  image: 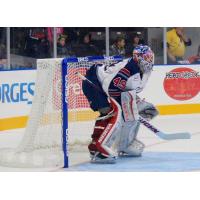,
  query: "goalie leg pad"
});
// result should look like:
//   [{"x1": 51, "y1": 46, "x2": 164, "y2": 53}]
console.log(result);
[
  {"x1": 121, "y1": 90, "x2": 139, "y2": 122},
  {"x1": 117, "y1": 120, "x2": 142, "y2": 153},
  {"x1": 88, "y1": 98, "x2": 123, "y2": 163},
  {"x1": 117, "y1": 90, "x2": 144, "y2": 156}
]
